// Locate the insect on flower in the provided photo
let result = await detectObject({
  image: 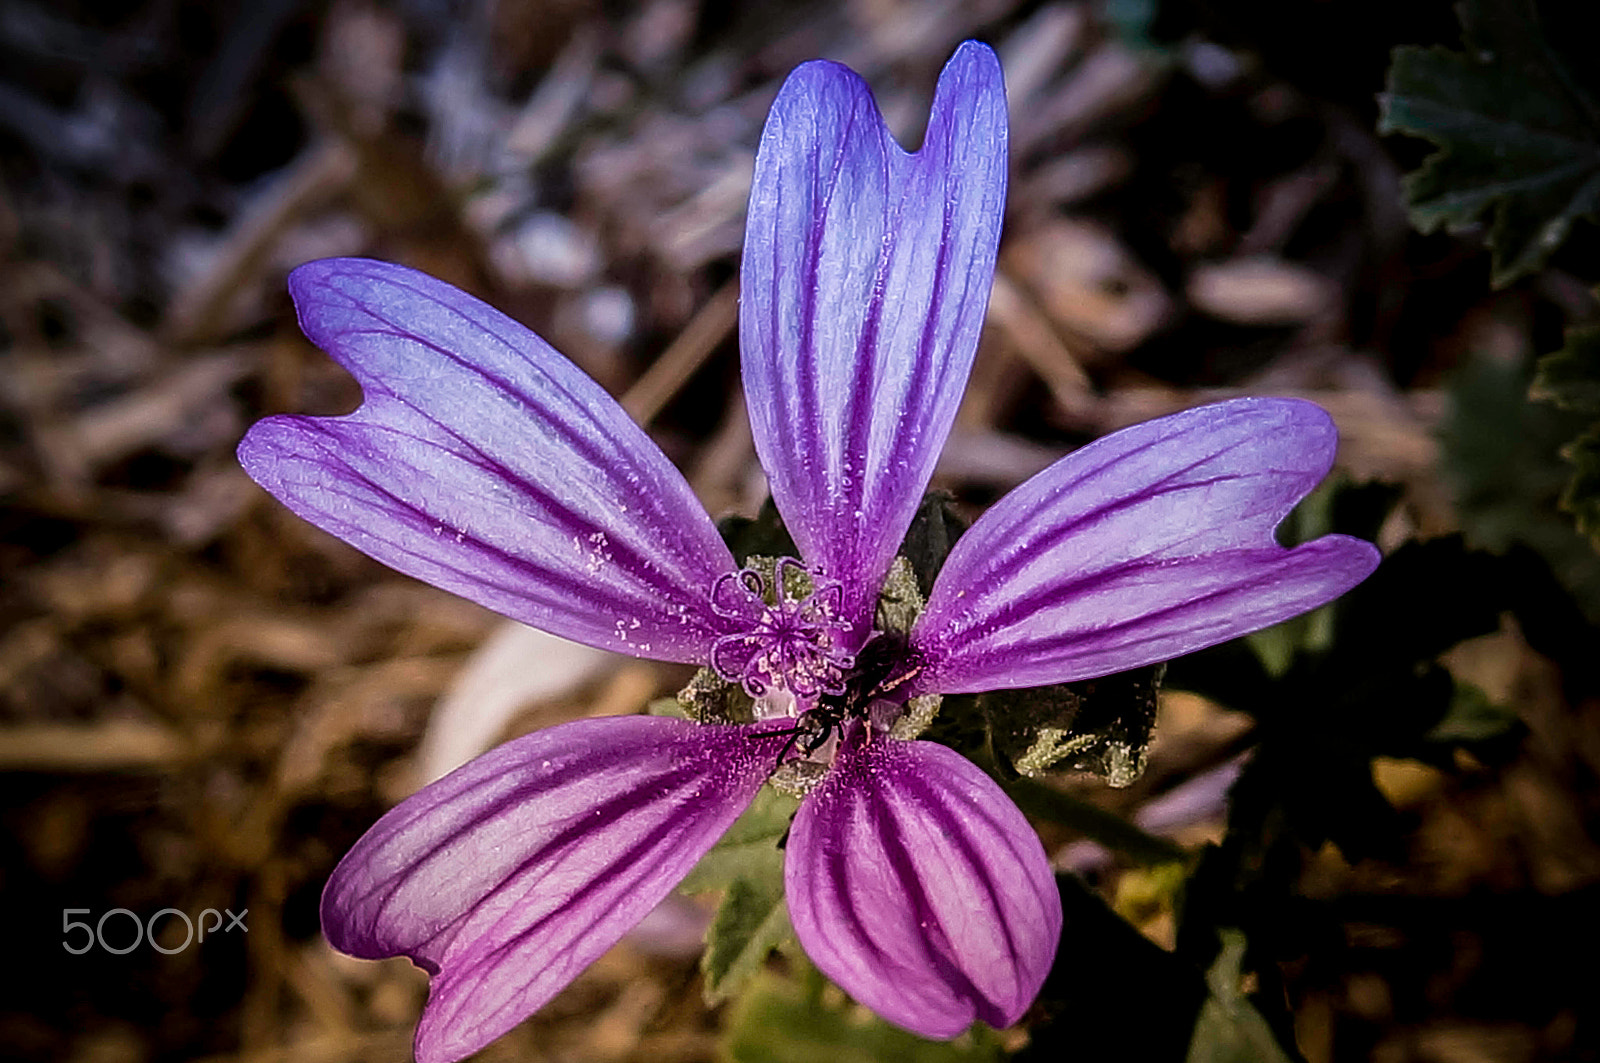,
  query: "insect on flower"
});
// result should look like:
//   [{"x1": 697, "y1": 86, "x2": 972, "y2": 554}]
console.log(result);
[{"x1": 239, "y1": 41, "x2": 1380, "y2": 1063}]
